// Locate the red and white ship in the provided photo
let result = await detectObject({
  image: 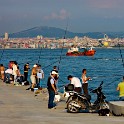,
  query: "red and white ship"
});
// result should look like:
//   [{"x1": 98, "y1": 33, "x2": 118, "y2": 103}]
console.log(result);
[{"x1": 66, "y1": 47, "x2": 96, "y2": 56}]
